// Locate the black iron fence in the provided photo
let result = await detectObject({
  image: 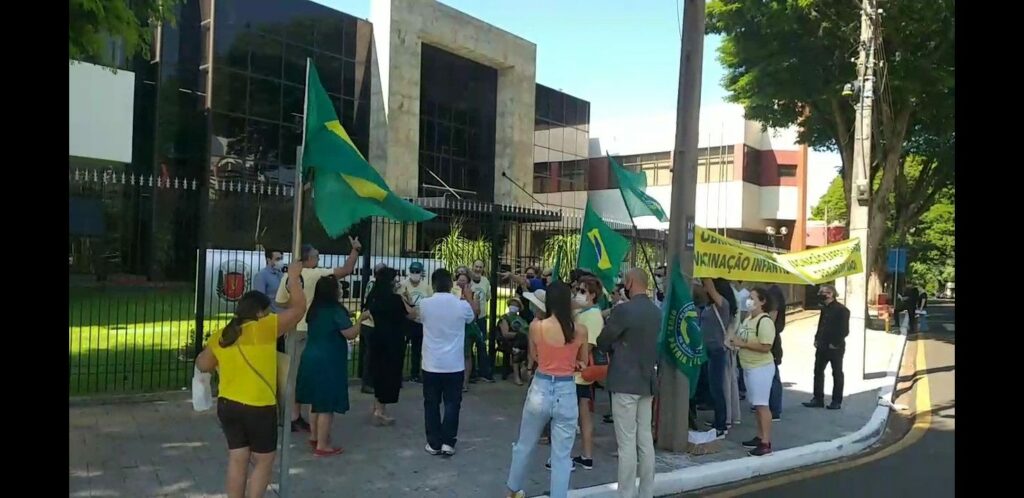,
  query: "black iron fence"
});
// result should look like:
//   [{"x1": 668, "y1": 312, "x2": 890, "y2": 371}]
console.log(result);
[
  {"x1": 69, "y1": 168, "x2": 667, "y2": 395},
  {"x1": 69, "y1": 167, "x2": 808, "y2": 396}
]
